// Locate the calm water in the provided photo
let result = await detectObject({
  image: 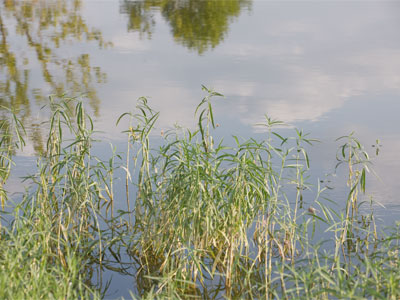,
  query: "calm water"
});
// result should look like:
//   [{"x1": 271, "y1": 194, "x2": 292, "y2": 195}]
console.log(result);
[{"x1": 1, "y1": 0, "x2": 400, "y2": 297}]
